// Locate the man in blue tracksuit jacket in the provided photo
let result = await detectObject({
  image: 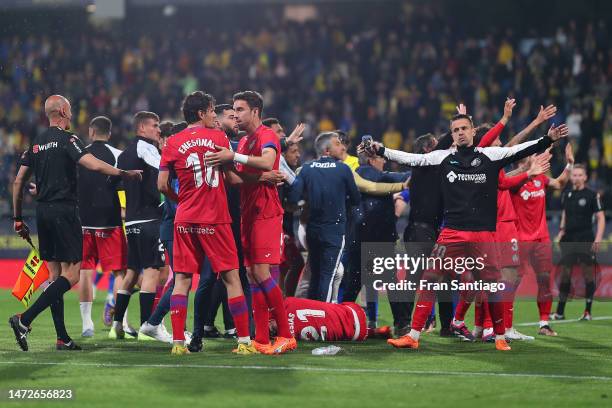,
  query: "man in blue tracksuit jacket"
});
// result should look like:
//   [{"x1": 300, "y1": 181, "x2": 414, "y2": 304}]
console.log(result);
[{"x1": 288, "y1": 132, "x2": 360, "y2": 302}]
